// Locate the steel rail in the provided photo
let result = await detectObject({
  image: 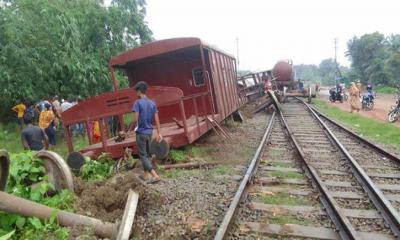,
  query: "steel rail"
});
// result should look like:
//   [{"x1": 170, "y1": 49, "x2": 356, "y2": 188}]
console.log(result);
[
  {"x1": 278, "y1": 107, "x2": 358, "y2": 240},
  {"x1": 214, "y1": 111, "x2": 276, "y2": 240},
  {"x1": 298, "y1": 98, "x2": 400, "y2": 238},
  {"x1": 309, "y1": 104, "x2": 400, "y2": 163}
]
